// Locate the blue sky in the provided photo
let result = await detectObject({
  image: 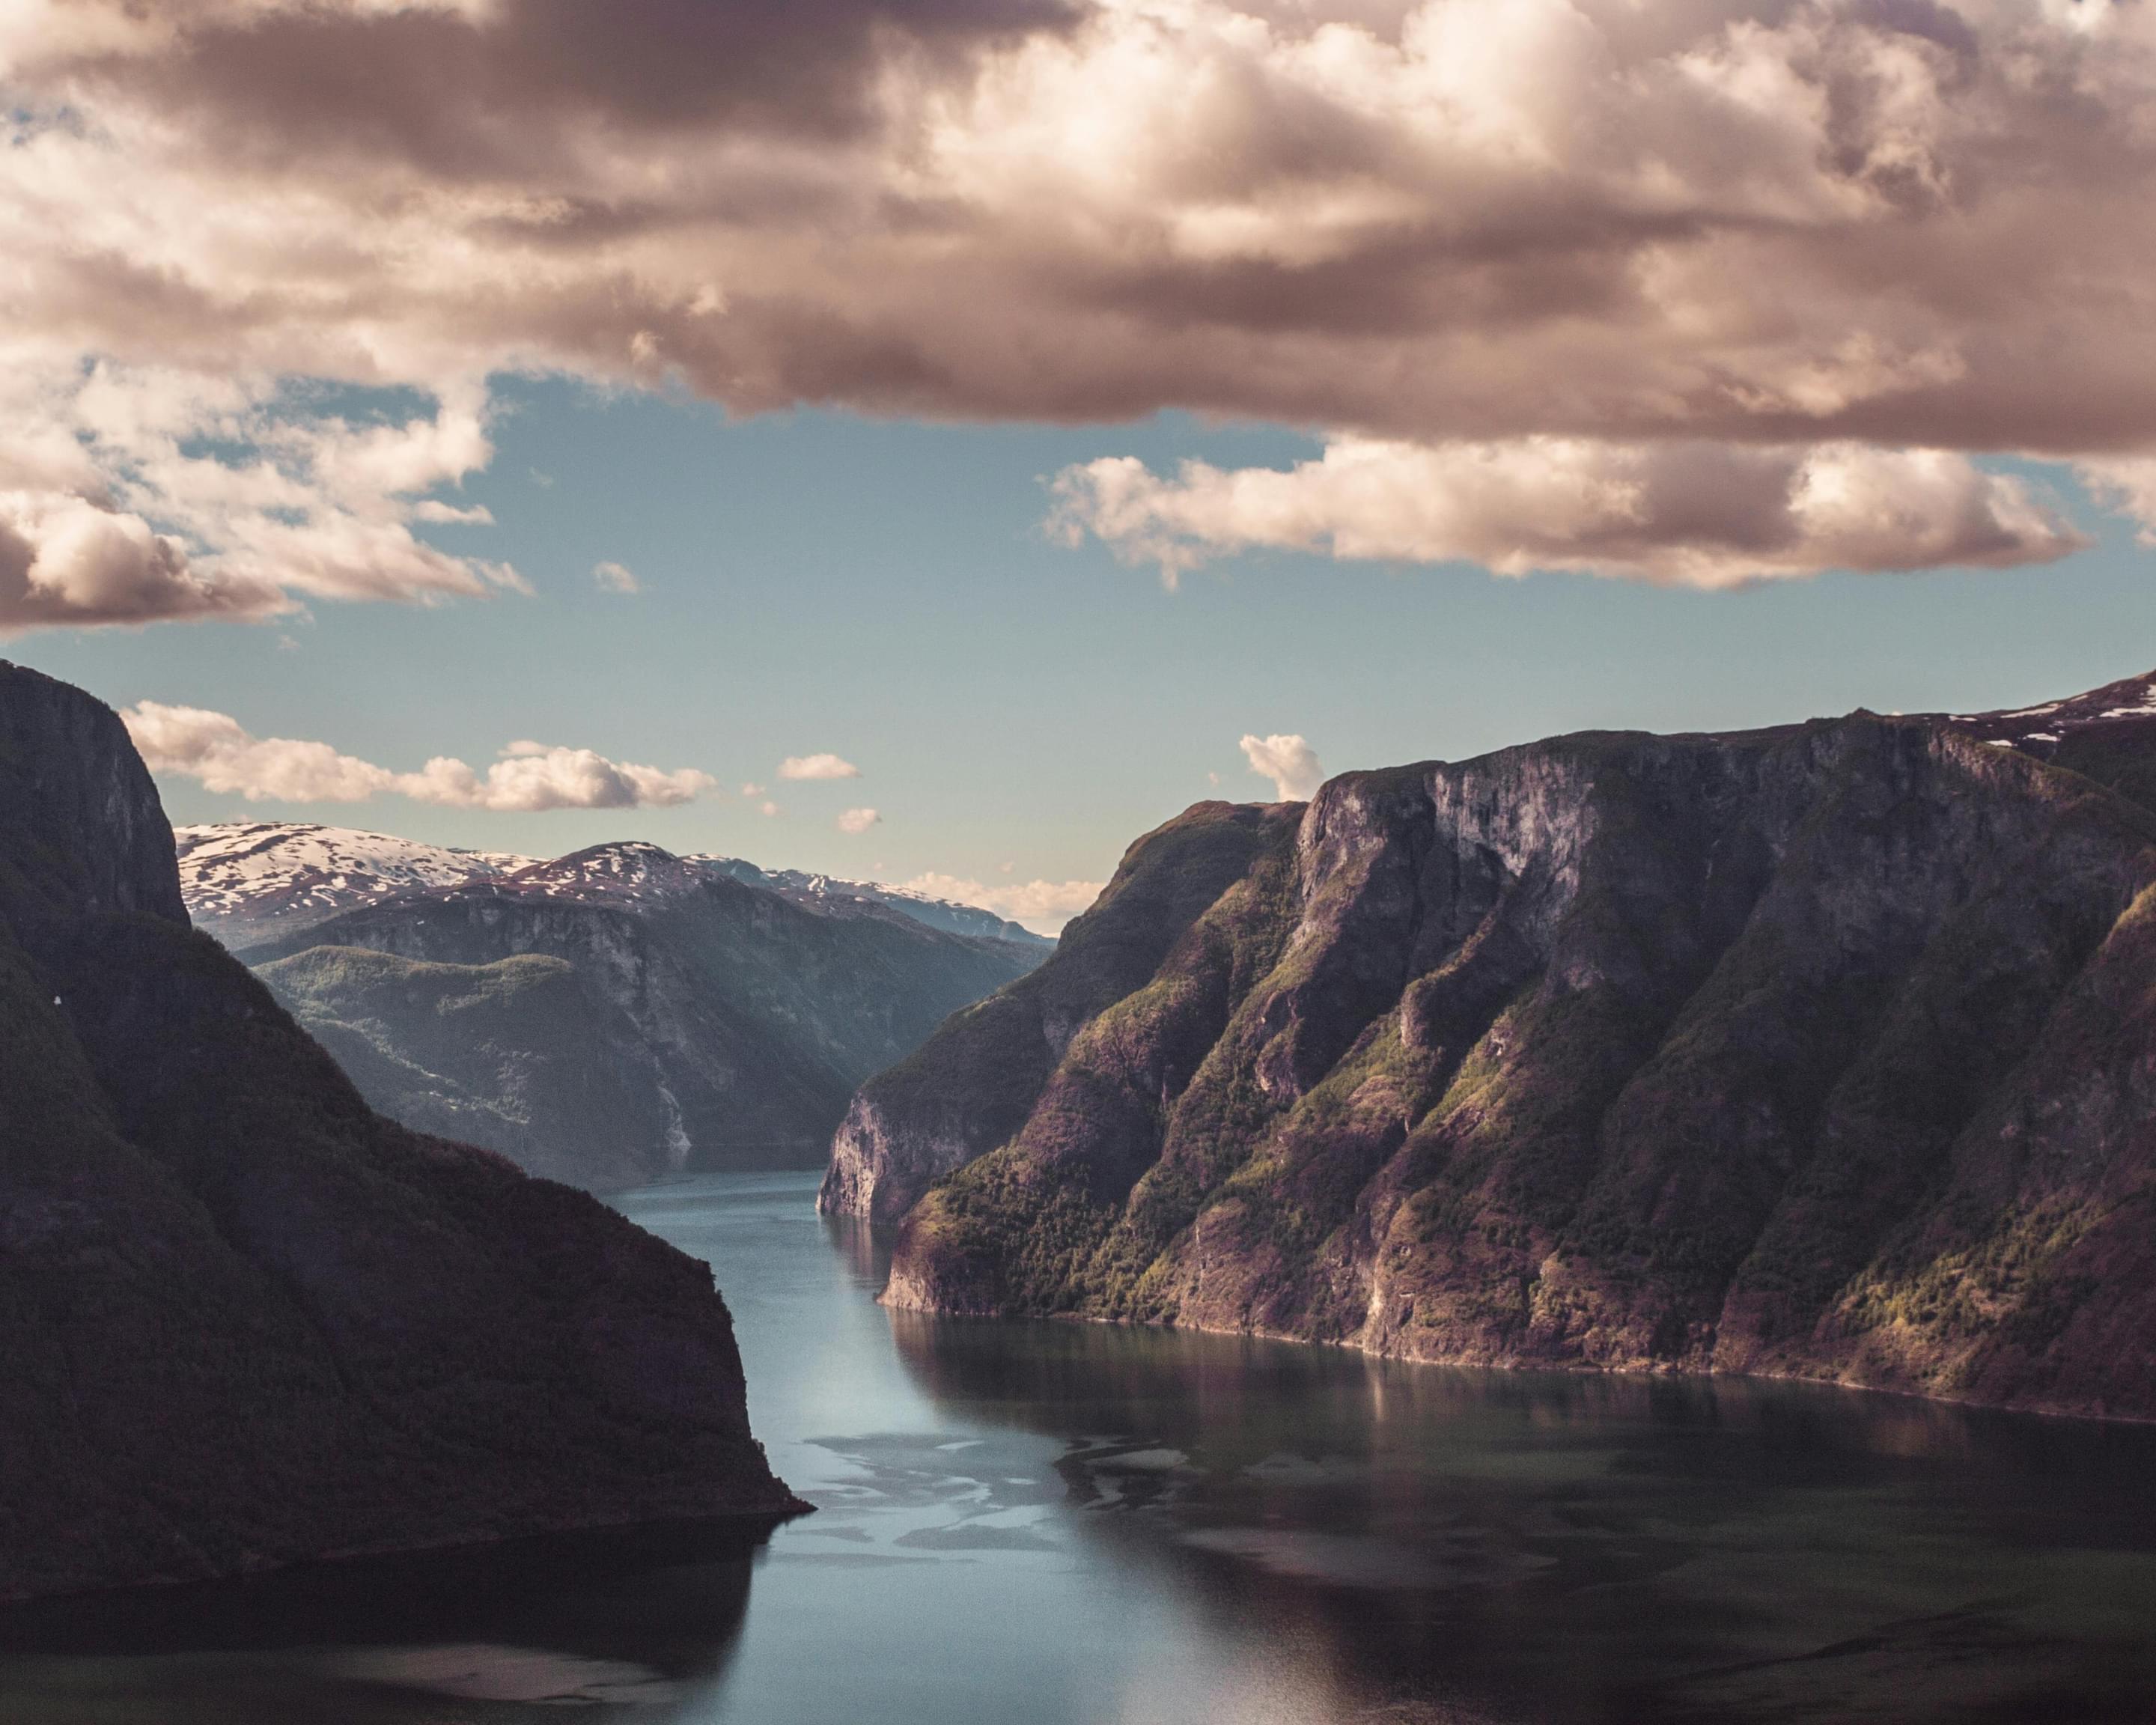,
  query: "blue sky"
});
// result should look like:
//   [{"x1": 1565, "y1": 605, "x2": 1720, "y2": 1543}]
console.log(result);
[
  {"x1": 13, "y1": 4, "x2": 2156, "y2": 928},
  {"x1": 12, "y1": 376, "x2": 2155, "y2": 909}
]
